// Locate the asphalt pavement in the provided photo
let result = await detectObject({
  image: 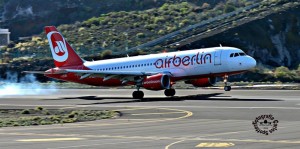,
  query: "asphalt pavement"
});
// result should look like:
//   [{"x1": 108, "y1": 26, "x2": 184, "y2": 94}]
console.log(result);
[{"x1": 0, "y1": 89, "x2": 299, "y2": 149}]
